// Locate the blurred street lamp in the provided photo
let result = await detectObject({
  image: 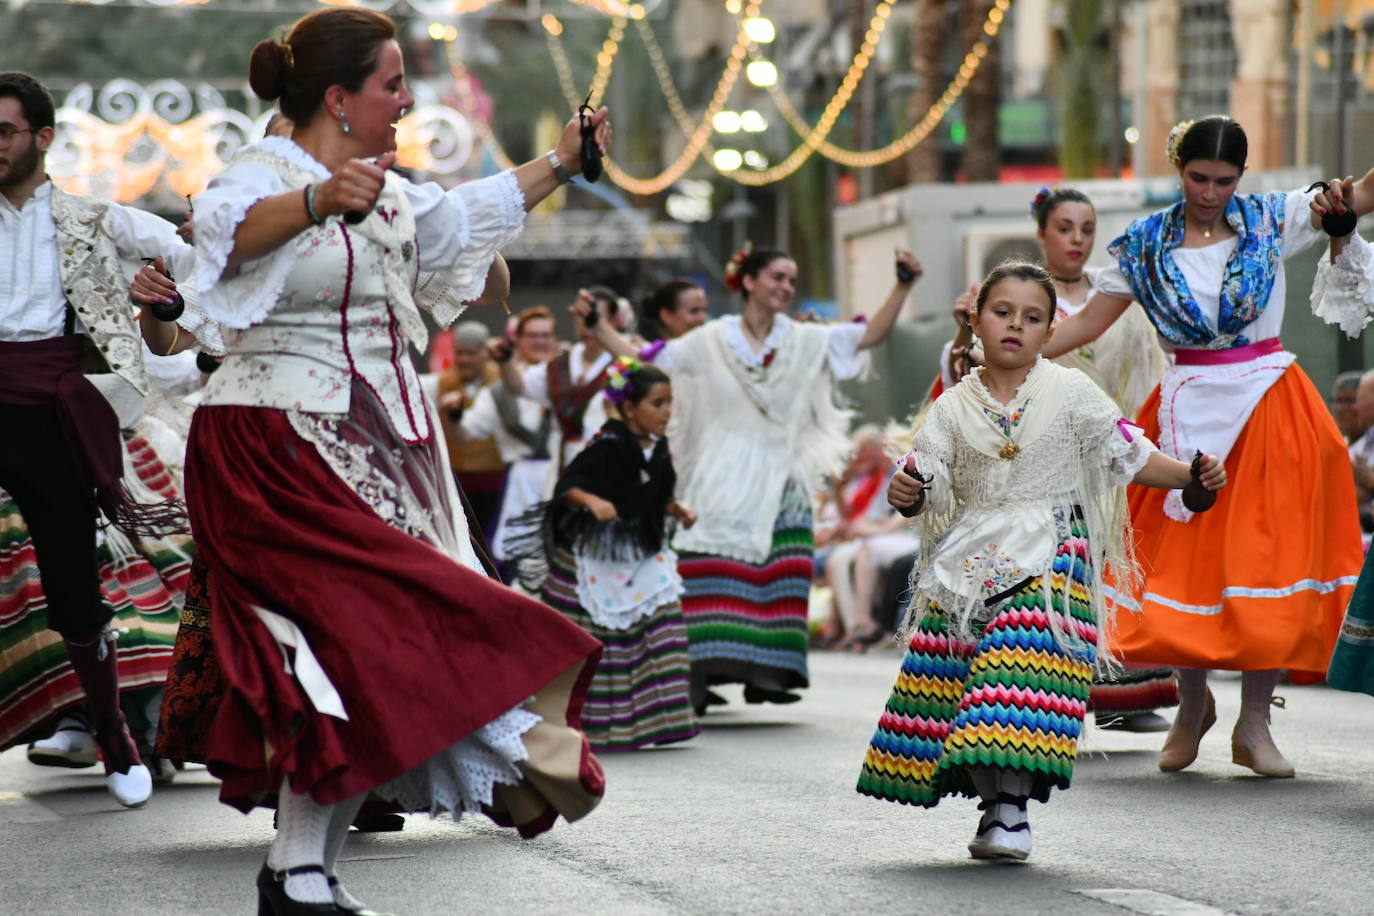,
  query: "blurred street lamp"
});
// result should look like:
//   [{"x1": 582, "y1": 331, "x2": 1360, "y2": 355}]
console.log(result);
[
  {"x1": 745, "y1": 60, "x2": 778, "y2": 87},
  {"x1": 743, "y1": 17, "x2": 776, "y2": 44},
  {"x1": 666, "y1": 179, "x2": 713, "y2": 222},
  {"x1": 740, "y1": 109, "x2": 767, "y2": 132},
  {"x1": 713, "y1": 110, "x2": 743, "y2": 133},
  {"x1": 713, "y1": 148, "x2": 744, "y2": 171}
]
